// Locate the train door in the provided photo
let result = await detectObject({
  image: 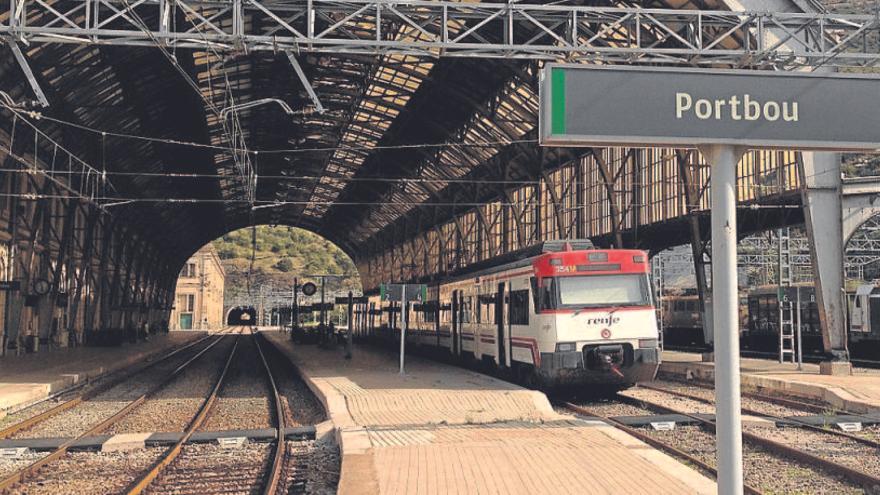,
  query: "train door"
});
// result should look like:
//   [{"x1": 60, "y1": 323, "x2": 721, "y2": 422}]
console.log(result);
[
  {"x1": 870, "y1": 293, "x2": 880, "y2": 336},
  {"x1": 452, "y1": 290, "x2": 459, "y2": 356},
  {"x1": 496, "y1": 283, "x2": 506, "y2": 367}
]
